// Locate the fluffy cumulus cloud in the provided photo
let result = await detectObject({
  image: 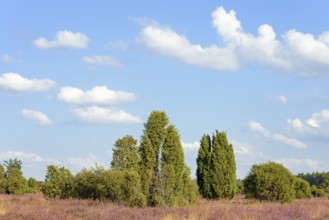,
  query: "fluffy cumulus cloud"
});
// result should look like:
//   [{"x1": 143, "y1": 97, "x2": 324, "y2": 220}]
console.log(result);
[
  {"x1": 138, "y1": 25, "x2": 239, "y2": 71},
  {"x1": 34, "y1": 30, "x2": 89, "y2": 49},
  {"x1": 83, "y1": 55, "x2": 121, "y2": 67},
  {"x1": 0, "y1": 72, "x2": 56, "y2": 91},
  {"x1": 249, "y1": 120, "x2": 307, "y2": 148},
  {"x1": 21, "y1": 109, "x2": 52, "y2": 125},
  {"x1": 138, "y1": 6, "x2": 329, "y2": 76},
  {"x1": 71, "y1": 106, "x2": 141, "y2": 124},
  {"x1": 58, "y1": 86, "x2": 136, "y2": 105}
]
